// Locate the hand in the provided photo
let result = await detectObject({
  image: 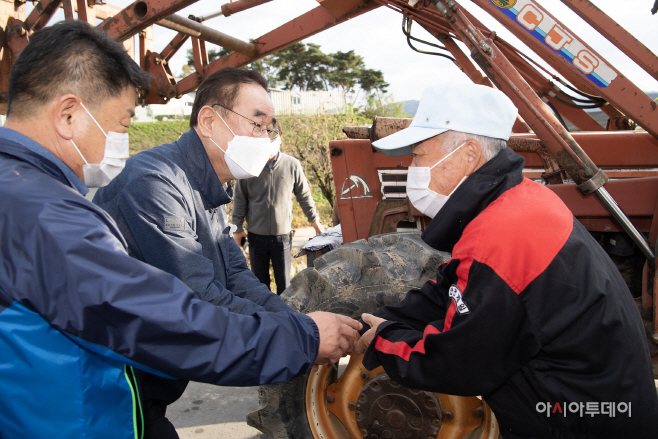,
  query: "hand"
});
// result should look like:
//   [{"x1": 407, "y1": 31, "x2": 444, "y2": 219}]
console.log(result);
[
  {"x1": 308, "y1": 312, "x2": 362, "y2": 365},
  {"x1": 353, "y1": 313, "x2": 388, "y2": 355},
  {"x1": 233, "y1": 231, "x2": 247, "y2": 247},
  {"x1": 311, "y1": 219, "x2": 325, "y2": 235}
]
